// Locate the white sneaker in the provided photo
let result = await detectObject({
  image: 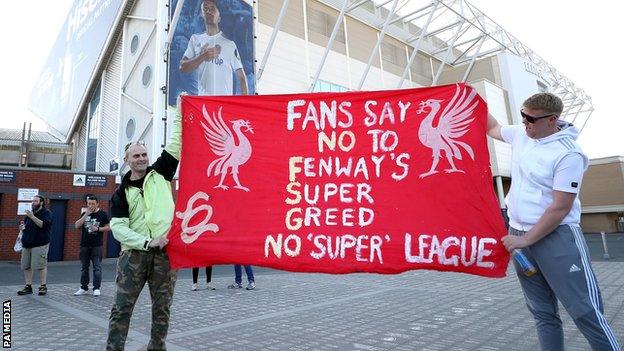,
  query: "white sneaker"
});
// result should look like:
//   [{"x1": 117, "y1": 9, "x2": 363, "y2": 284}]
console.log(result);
[
  {"x1": 74, "y1": 288, "x2": 88, "y2": 296},
  {"x1": 191, "y1": 283, "x2": 198, "y2": 291},
  {"x1": 93, "y1": 289, "x2": 101, "y2": 296},
  {"x1": 206, "y1": 283, "x2": 216, "y2": 290}
]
